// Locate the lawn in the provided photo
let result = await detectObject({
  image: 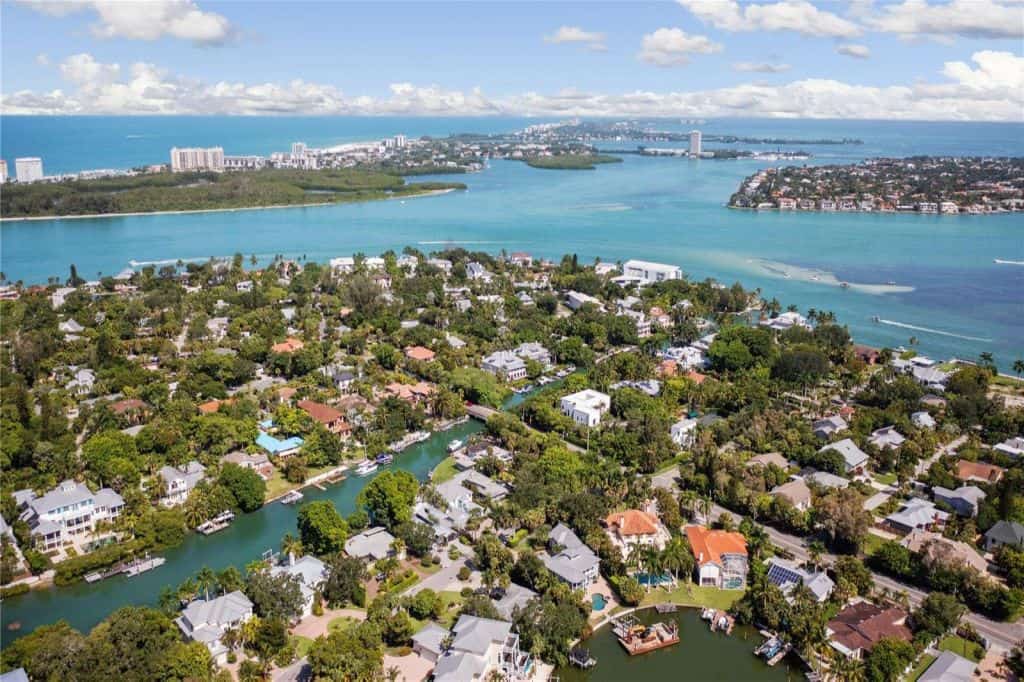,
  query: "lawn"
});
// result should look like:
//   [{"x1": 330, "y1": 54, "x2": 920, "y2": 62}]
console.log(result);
[
  {"x1": 264, "y1": 464, "x2": 340, "y2": 501},
  {"x1": 290, "y1": 635, "x2": 315, "y2": 658},
  {"x1": 906, "y1": 653, "x2": 936, "y2": 682},
  {"x1": 328, "y1": 614, "x2": 362, "y2": 632},
  {"x1": 431, "y1": 457, "x2": 458, "y2": 484},
  {"x1": 861, "y1": 533, "x2": 888, "y2": 558},
  {"x1": 938, "y1": 635, "x2": 985, "y2": 662},
  {"x1": 874, "y1": 471, "x2": 898, "y2": 486},
  {"x1": 640, "y1": 583, "x2": 743, "y2": 611}
]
